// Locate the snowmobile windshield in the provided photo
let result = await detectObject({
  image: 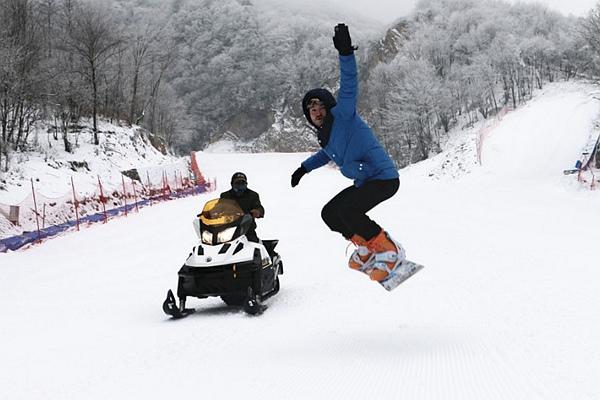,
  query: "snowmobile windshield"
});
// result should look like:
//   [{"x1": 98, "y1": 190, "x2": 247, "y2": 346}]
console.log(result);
[{"x1": 199, "y1": 198, "x2": 245, "y2": 227}]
